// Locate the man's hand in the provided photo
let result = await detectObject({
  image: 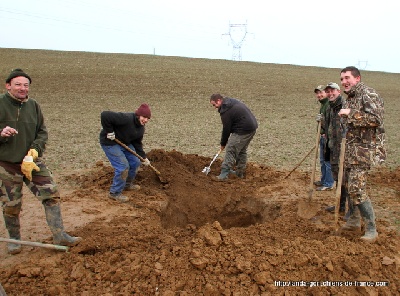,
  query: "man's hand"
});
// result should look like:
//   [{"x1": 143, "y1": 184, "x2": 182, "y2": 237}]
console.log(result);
[
  {"x1": 338, "y1": 108, "x2": 351, "y2": 117},
  {"x1": 21, "y1": 155, "x2": 40, "y2": 181},
  {"x1": 106, "y1": 132, "x2": 115, "y2": 140},
  {"x1": 27, "y1": 148, "x2": 39, "y2": 161},
  {"x1": 315, "y1": 113, "x2": 322, "y2": 122},
  {"x1": 0, "y1": 126, "x2": 18, "y2": 138},
  {"x1": 142, "y1": 158, "x2": 151, "y2": 166}
]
